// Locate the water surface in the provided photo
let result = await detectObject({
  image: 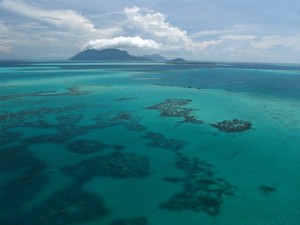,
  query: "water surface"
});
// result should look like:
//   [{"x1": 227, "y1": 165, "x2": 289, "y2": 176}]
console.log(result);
[{"x1": 0, "y1": 61, "x2": 300, "y2": 225}]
